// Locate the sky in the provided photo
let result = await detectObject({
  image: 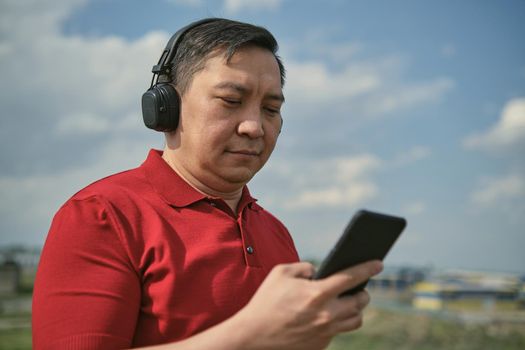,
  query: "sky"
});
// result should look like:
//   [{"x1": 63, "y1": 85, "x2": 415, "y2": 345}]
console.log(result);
[{"x1": 1, "y1": 0, "x2": 524, "y2": 273}]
